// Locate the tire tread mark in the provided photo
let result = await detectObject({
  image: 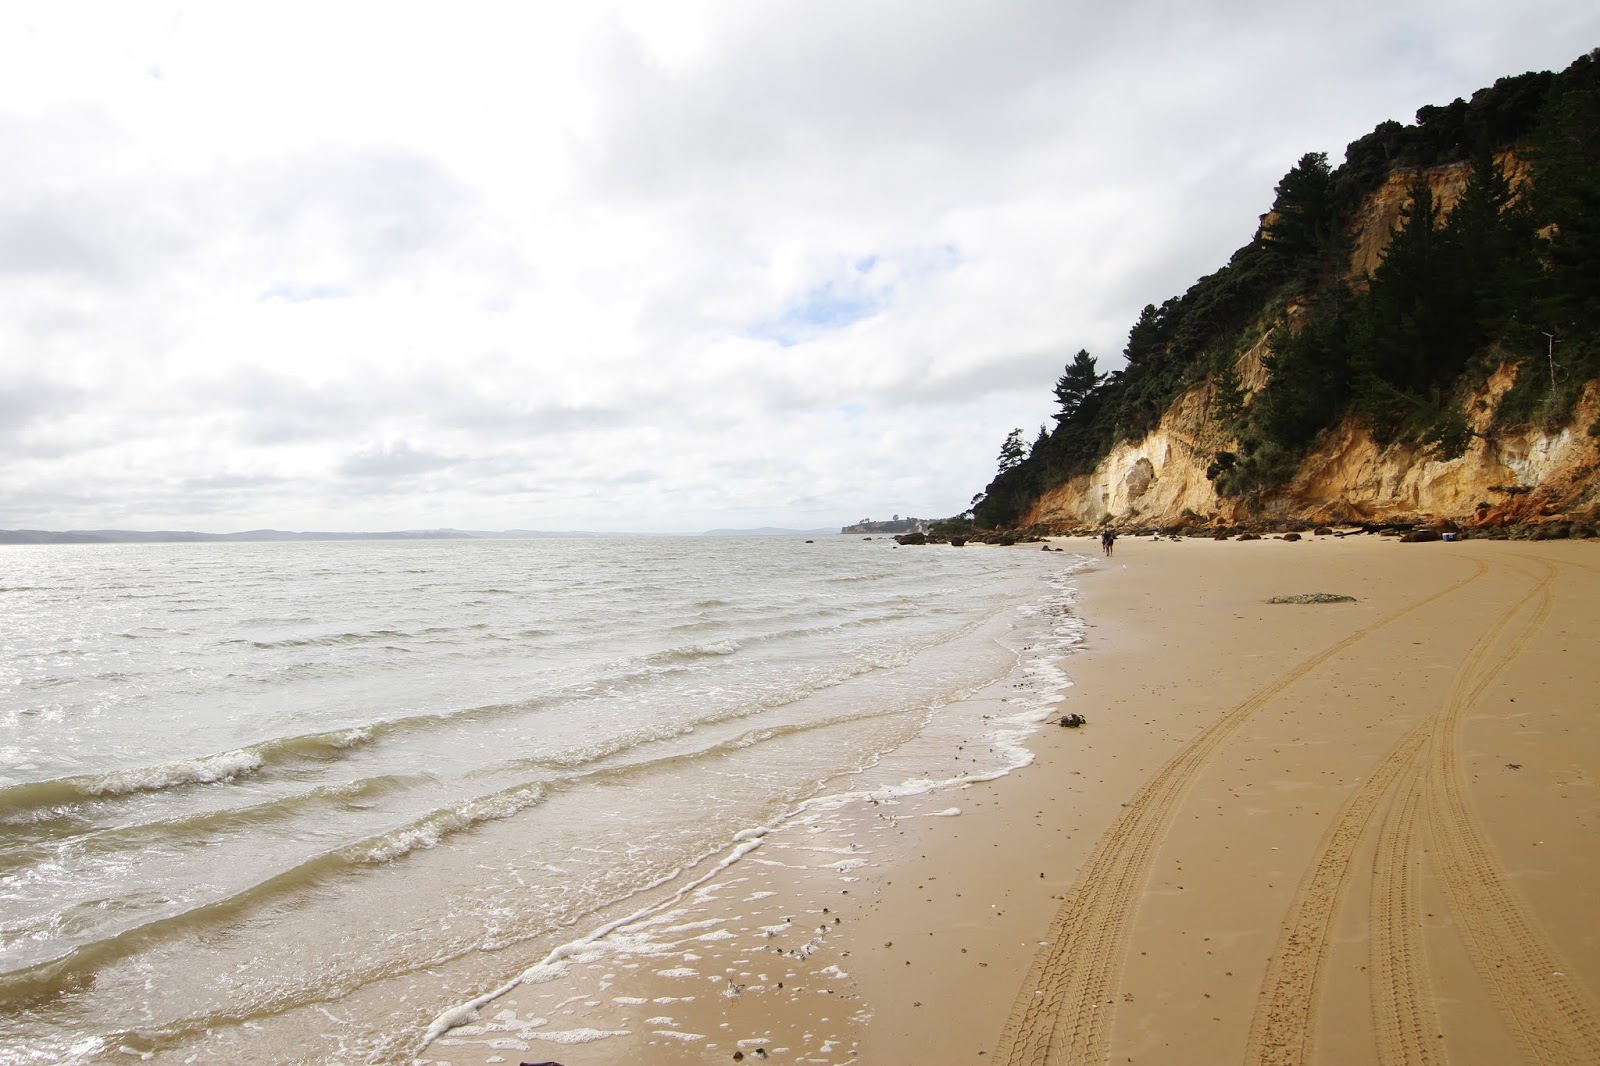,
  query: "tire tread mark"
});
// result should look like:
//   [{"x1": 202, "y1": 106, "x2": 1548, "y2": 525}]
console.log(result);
[
  {"x1": 1248, "y1": 553, "x2": 1557, "y2": 1066},
  {"x1": 1369, "y1": 750, "x2": 1441, "y2": 1066},
  {"x1": 1425, "y1": 559, "x2": 1600, "y2": 1063},
  {"x1": 994, "y1": 560, "x2": 1488, "y2": 1066},
  {"x1": 1242, "y1": 727, "x2": 1430, "y2": 1066}
]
